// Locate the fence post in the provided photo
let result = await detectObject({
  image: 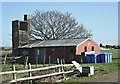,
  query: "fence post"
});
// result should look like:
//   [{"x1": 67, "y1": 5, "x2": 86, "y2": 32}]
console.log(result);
[
  {"x1": 3, "y1": 55, "x2": 7, "y2": 65},
  {"x1": 57, "y1": 58, "x2": 61, "y2": 72},
  {"x1": 36, "y1": 56, "x2": 38, "y2": 67},
  {"x1": 57, "y1": 58, "x2": 59, "y2": 65},
  {"x1": 24, "y1": 56, "x2": 28, "y2": 69},
  {"x1": 12, "y1": 65, "x2": 17, "y2": 84},
  {"x1": 61, "y1": 59, "x2": 65, "y2": 79},
  {"x1": 60, "y1": 59, "x2": 63, "y2": 72},
  {"x1": 60, "y1": 59, "x2": 62, "y2": 65},
  {"x1": 28, "y1": 63, "x2": 32, "y2": 84}
]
